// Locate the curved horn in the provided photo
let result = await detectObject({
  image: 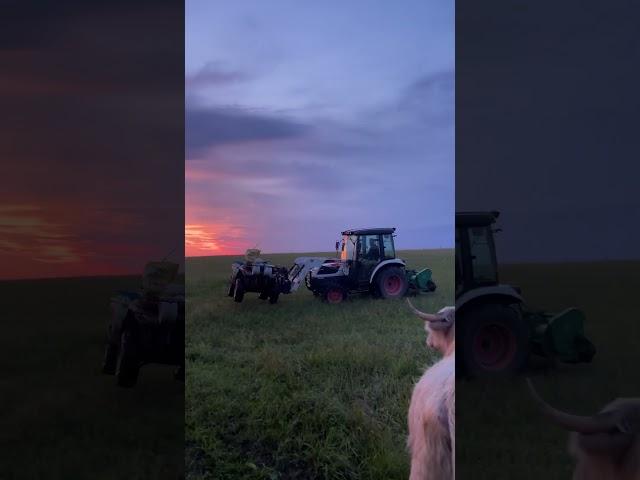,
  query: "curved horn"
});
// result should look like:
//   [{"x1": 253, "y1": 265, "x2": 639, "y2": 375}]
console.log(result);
[
  {"x1": 406, "y1": 298, "x2": 439, "y2": 321},
  {"x1": 526, "y1": 378, "x2": 616, "y2": 434}
]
